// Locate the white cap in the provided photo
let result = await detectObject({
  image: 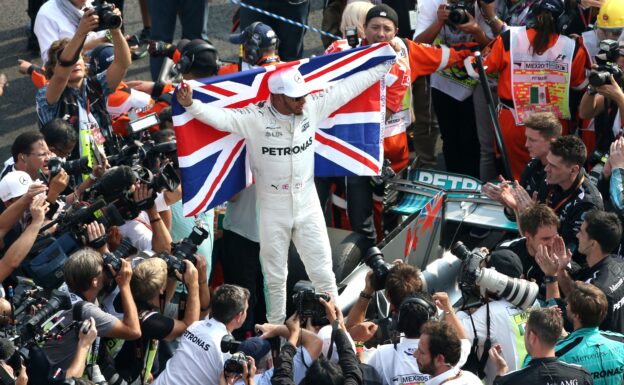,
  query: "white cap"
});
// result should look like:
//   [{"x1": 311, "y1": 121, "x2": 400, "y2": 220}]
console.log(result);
[
  {"x1": 267, "y1": 67, "x2": 310, "y2": 98},
  {"x1": 0, "y1": 171, "x2": 33, "y2": 202}
]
